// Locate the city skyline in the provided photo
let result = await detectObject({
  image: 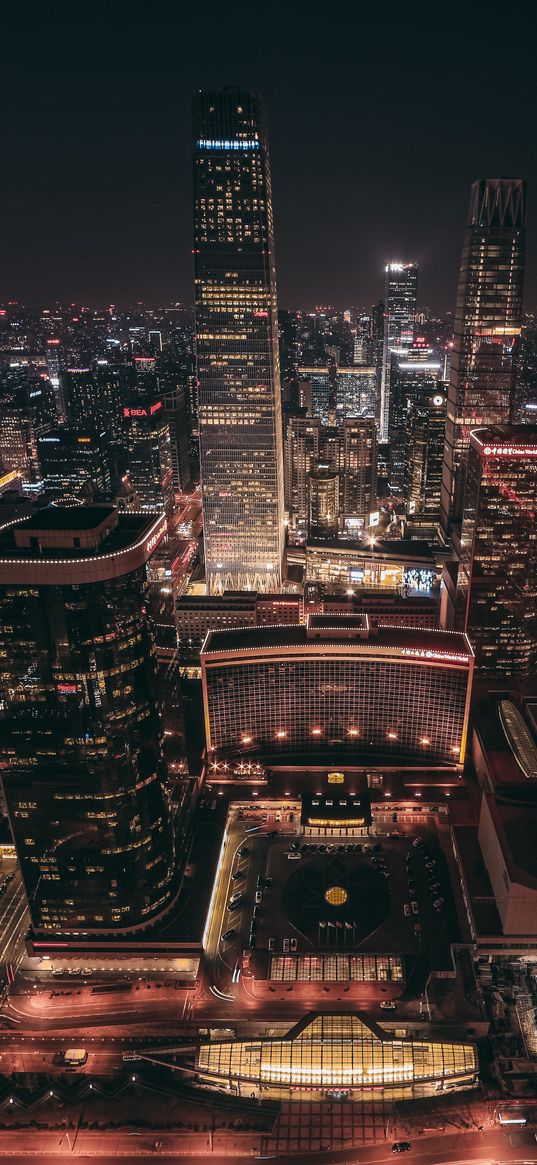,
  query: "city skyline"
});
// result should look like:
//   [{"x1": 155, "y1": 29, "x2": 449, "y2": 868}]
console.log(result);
[{"x1": 3, "y1": 5, "x2": 537, "y2": 311}]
